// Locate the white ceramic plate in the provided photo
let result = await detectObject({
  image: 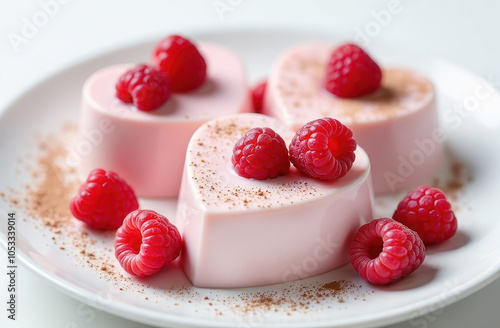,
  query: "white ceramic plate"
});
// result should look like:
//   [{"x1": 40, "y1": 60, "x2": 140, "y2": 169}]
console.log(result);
[{"x1": 1, "y1": 29, "x2": 500, "y2": 328}]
